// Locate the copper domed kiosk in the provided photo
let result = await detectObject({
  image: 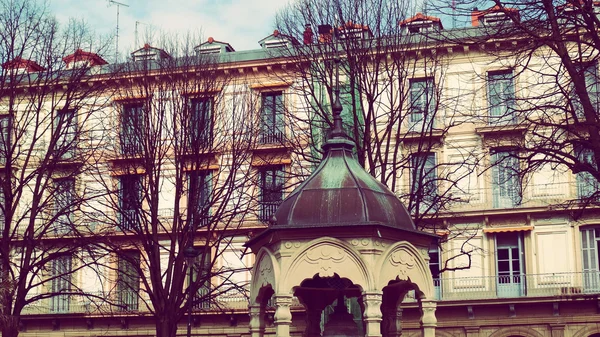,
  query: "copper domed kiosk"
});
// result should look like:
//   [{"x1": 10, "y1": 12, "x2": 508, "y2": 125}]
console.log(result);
[{"x1": 246, "y1": 63, "x2": 438, "y2": 337}]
